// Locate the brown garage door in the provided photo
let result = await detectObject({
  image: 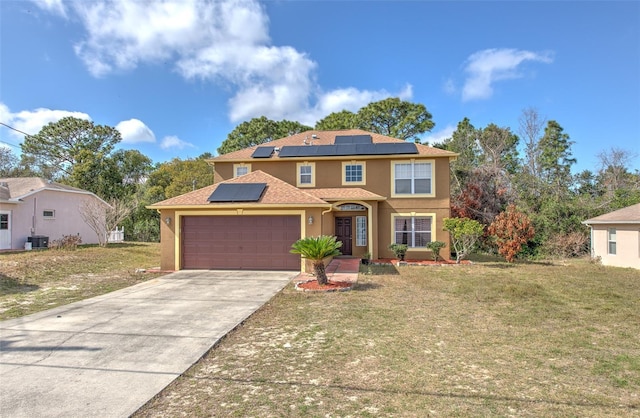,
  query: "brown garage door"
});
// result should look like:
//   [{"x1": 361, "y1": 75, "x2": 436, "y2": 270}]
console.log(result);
[{"x1": 182, "y1": 215, "x2": 301, "y2": 270}]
